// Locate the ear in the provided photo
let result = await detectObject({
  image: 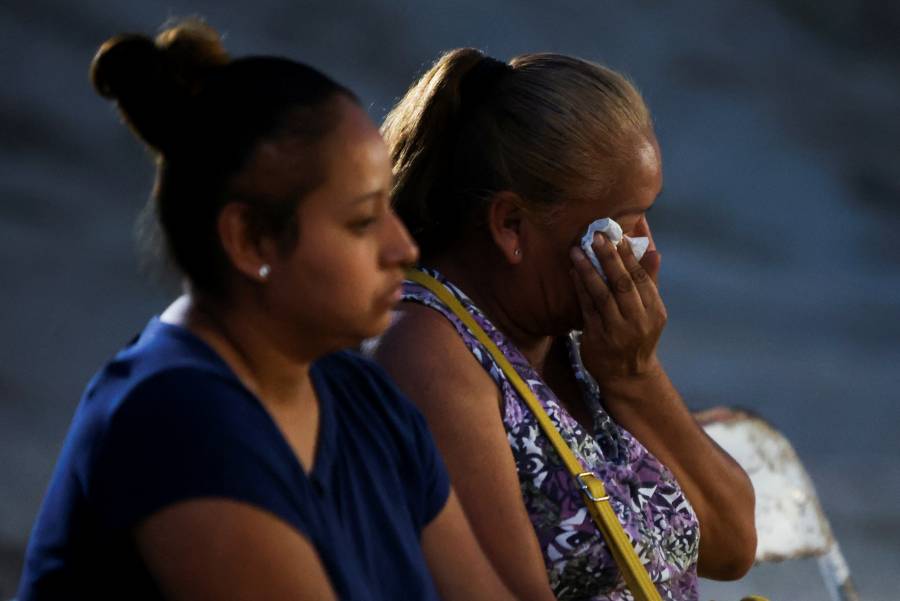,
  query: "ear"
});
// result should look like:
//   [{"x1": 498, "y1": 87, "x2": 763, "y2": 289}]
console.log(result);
[
  {"x1": 486, "y1": 191, "x2": 526, "y2": 265},
  {"x1": 217, "y1": 202, "x2": 278, "y2": 283}
]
